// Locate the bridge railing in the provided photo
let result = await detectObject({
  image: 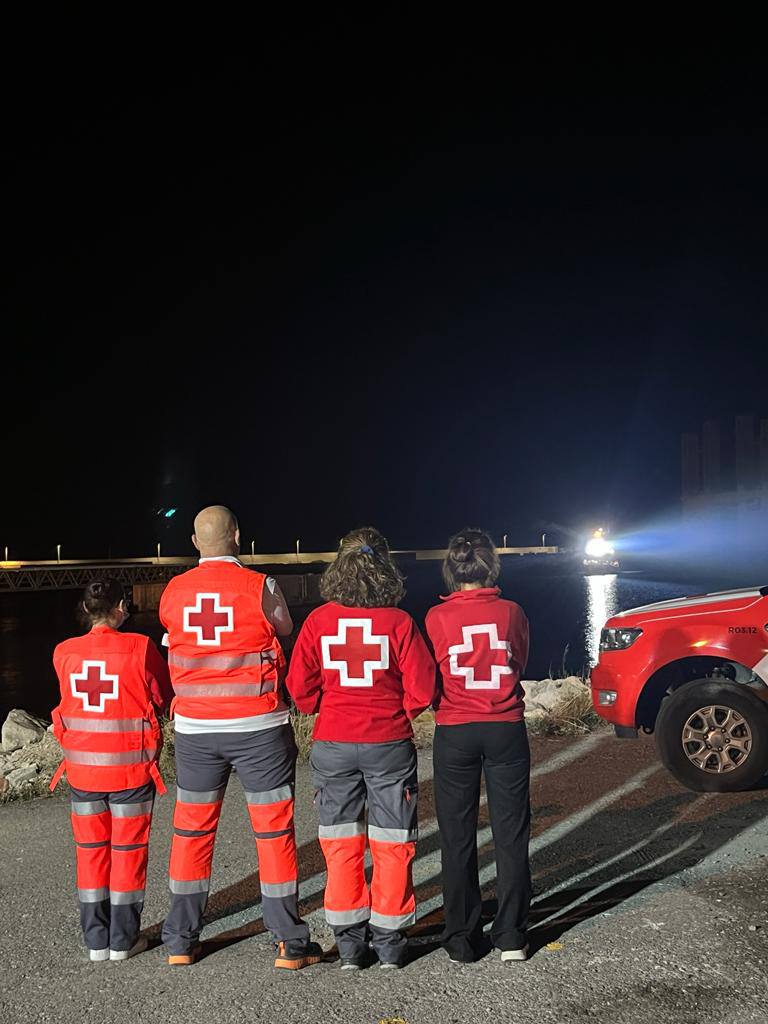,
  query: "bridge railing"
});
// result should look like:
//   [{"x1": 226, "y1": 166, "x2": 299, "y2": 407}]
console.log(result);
[{"x1": 0, "y1": 546, "x2": 560, "y2": 595}]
